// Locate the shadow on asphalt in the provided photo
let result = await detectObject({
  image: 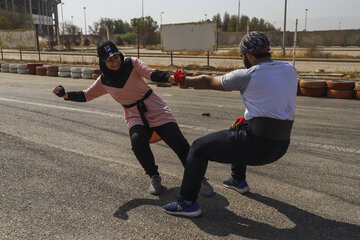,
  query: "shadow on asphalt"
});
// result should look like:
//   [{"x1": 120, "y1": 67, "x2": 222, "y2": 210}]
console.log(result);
[{"x1": 114, "y1": 188, "x2": 360, "y2": 240}]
